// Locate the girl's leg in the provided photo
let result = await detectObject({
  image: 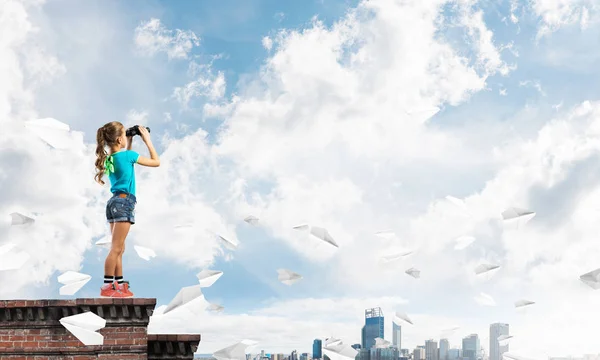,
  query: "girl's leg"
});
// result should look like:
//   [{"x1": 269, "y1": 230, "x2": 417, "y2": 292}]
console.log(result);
[
  {"x1": 104, "y1": 222, "x2": 131, "y2": 277},
  {"x1": 115, "y1": 242, "x2": 125, "y2": 277}
]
